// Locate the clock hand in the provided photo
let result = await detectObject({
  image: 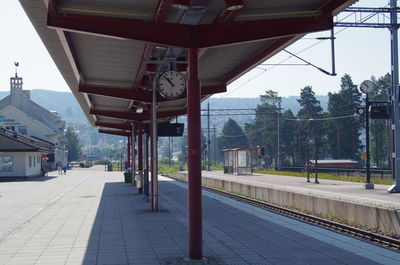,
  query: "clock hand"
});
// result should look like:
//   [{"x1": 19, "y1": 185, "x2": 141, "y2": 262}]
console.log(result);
[{"x1": 165, "y1": 77, "x2": 175, "y2": 87}]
